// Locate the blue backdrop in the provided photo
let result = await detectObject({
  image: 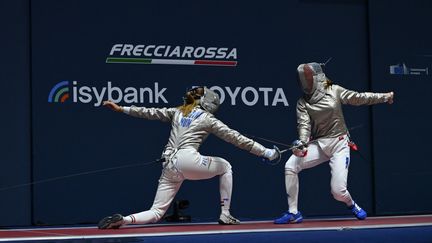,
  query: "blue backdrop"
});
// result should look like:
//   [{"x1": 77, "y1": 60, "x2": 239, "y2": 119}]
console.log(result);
[
  {"x1": 0, "y1": 0, "x2": 31, "y2": 226},
  {"x1": 369, "y1": 0, "x2": 432, "y2": 215},
  {"x1": 0, "y1": 0, "x2": 430, "y2": 227}
]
